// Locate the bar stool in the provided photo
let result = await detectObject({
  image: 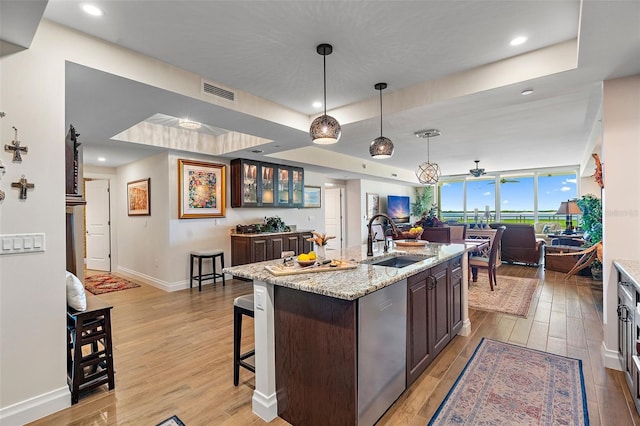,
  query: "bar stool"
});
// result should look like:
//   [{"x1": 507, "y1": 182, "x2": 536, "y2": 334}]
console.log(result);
[
  {"x1": 233, "y1": 294, "x2": 255, "y2": 386},
  {"x1": 190, "y1": 250, "x2": 225, "y2": 291},
  {"x1": 67, "y1": 296, "x2": 115, "y2": 404}
]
